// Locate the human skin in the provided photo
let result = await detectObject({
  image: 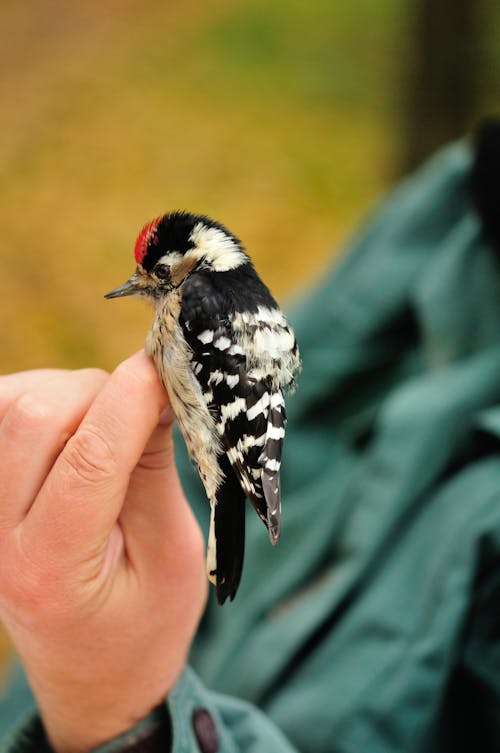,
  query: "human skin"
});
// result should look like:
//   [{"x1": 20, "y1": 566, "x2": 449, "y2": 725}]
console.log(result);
[{"x1": 0, "y1": 351, "x2": 207, "y2": 752}]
